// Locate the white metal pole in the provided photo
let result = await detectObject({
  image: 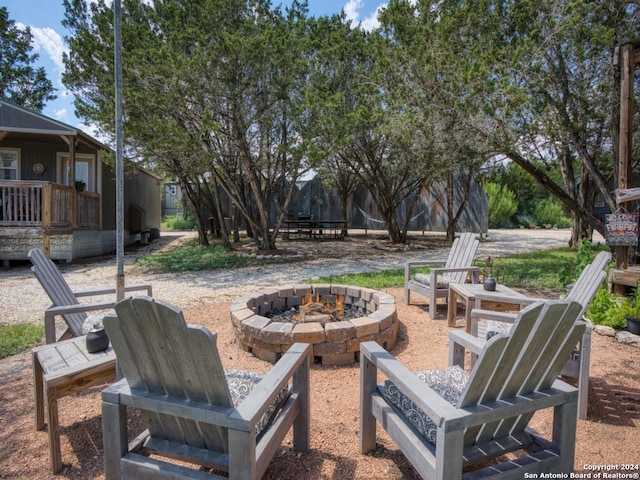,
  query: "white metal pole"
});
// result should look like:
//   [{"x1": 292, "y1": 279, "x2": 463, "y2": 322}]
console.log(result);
[{"x1": 114, "y1": 0, "x2": 124, "y2": 301}]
